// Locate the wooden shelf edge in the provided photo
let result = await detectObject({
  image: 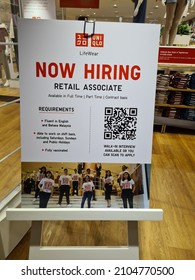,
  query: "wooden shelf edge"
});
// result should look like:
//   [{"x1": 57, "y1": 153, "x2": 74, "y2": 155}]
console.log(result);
[
  {"x1": 168, "y1": 87, "x2": 195, "y2": 93},
  {"x1": 154, "y1": 116, "x2": 195, "y2": 130},
  {"x1": 155, "y1": 104, "x2": 195, "y2": 109},
  {"x1": 158, "y1": 64, "x2": 195, "y2": 69}
]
